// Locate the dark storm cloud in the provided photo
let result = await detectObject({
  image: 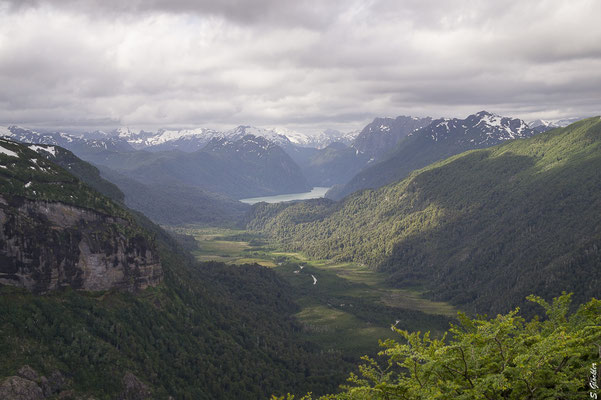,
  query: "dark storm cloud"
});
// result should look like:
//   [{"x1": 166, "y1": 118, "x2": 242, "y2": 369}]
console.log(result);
[{"x1": 0, "y1": 0, "x2": 600, "y2": 132}]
